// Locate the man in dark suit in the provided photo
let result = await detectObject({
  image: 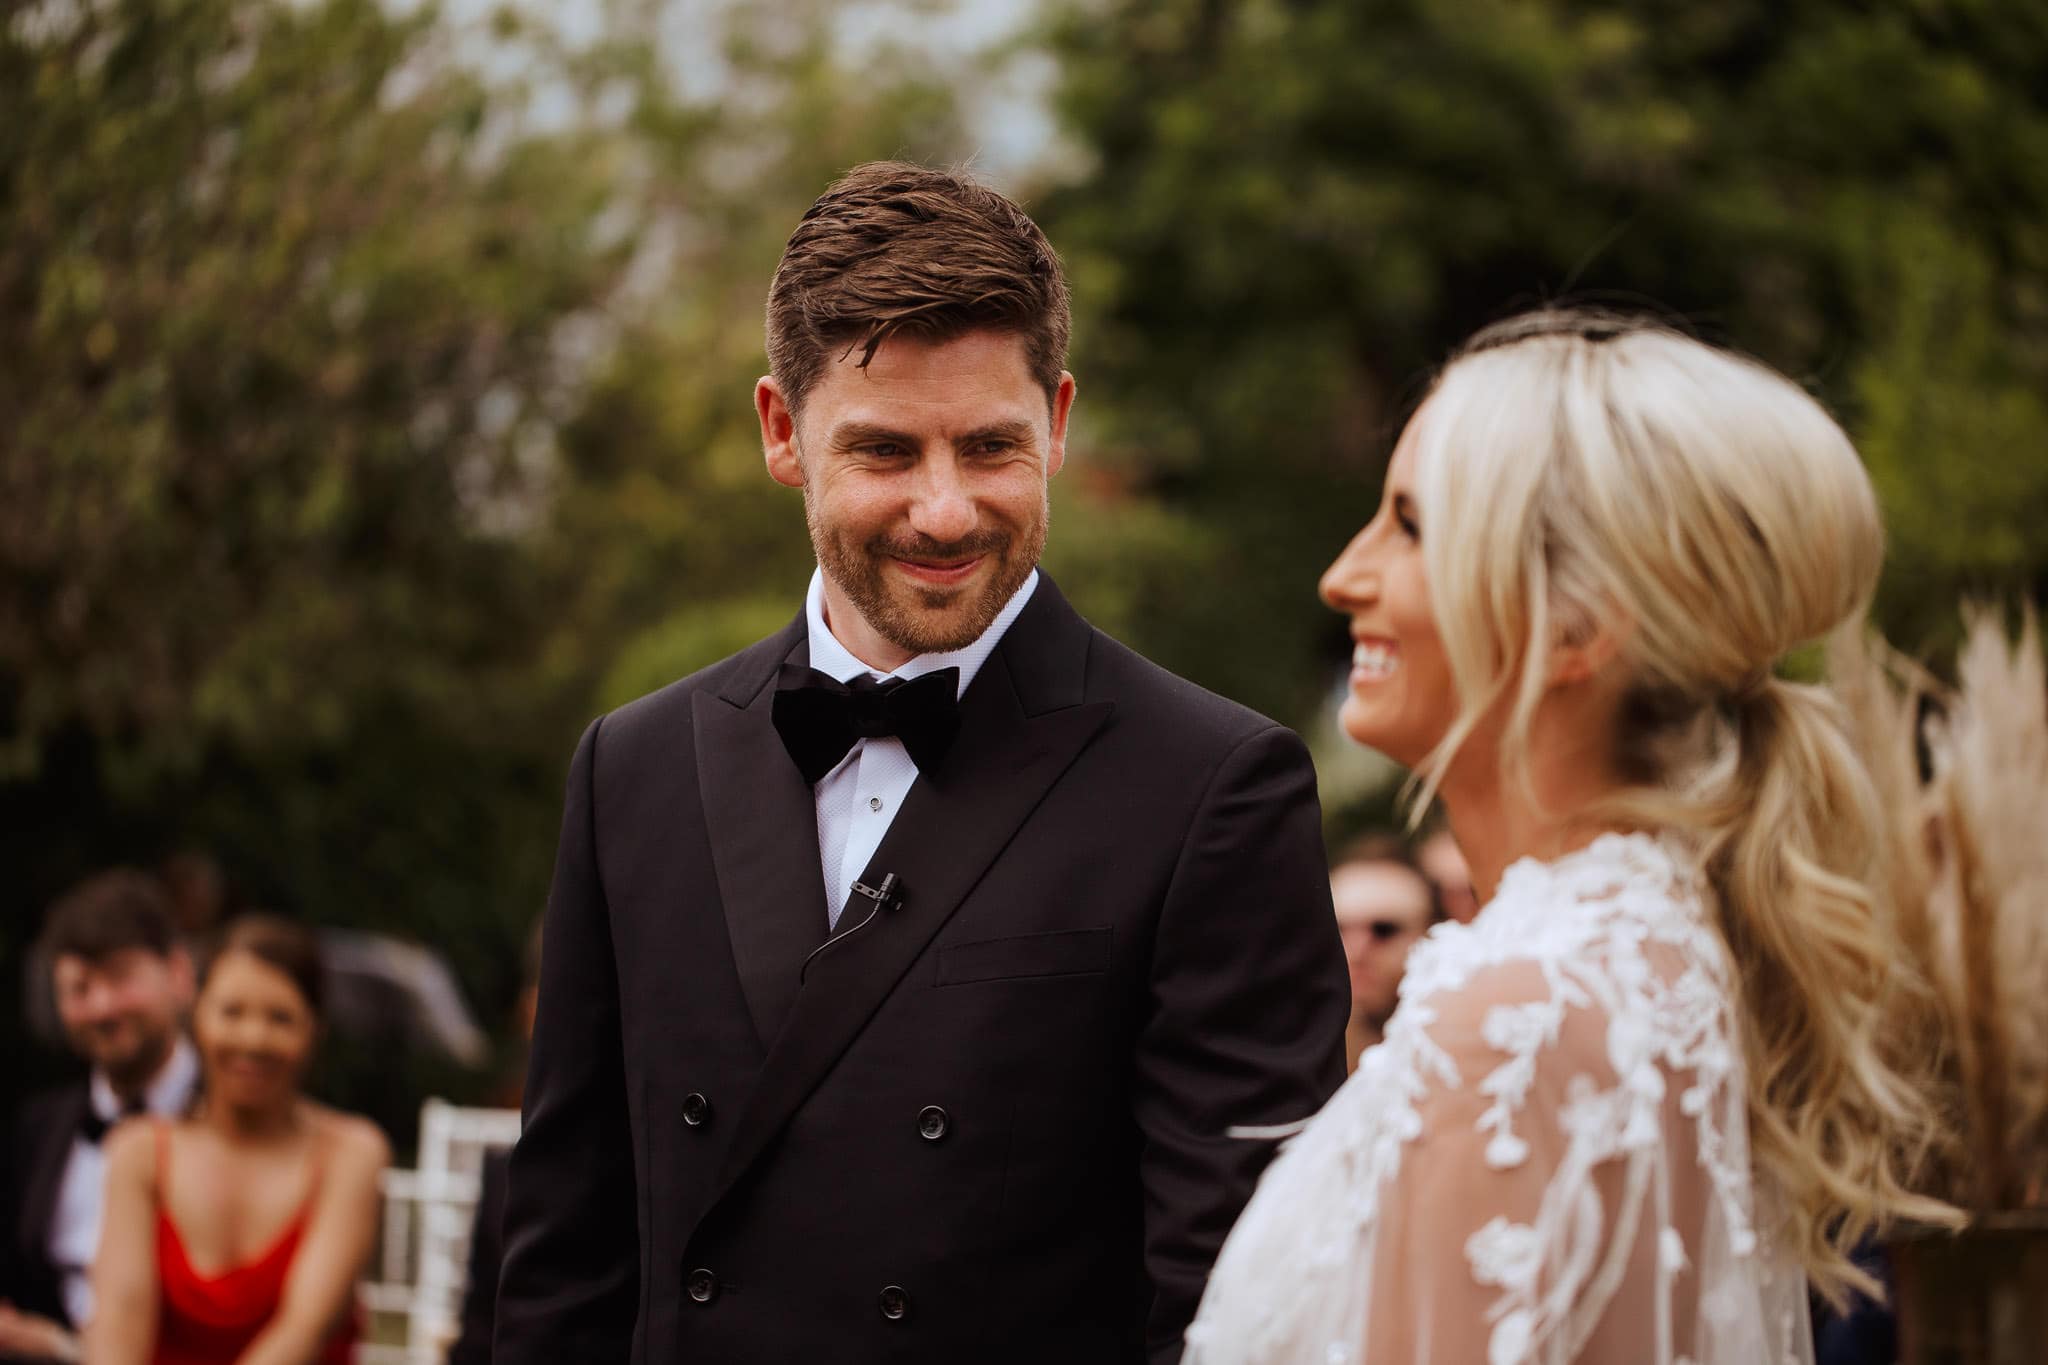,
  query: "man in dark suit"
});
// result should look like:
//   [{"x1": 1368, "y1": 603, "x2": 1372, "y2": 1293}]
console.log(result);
[
  {"x1": 3, "y1": 872, "x2": 198, "y2": 1363},
  {"x1": 495, "y1": 161, "x2": 1349, "y2": 1365}
]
